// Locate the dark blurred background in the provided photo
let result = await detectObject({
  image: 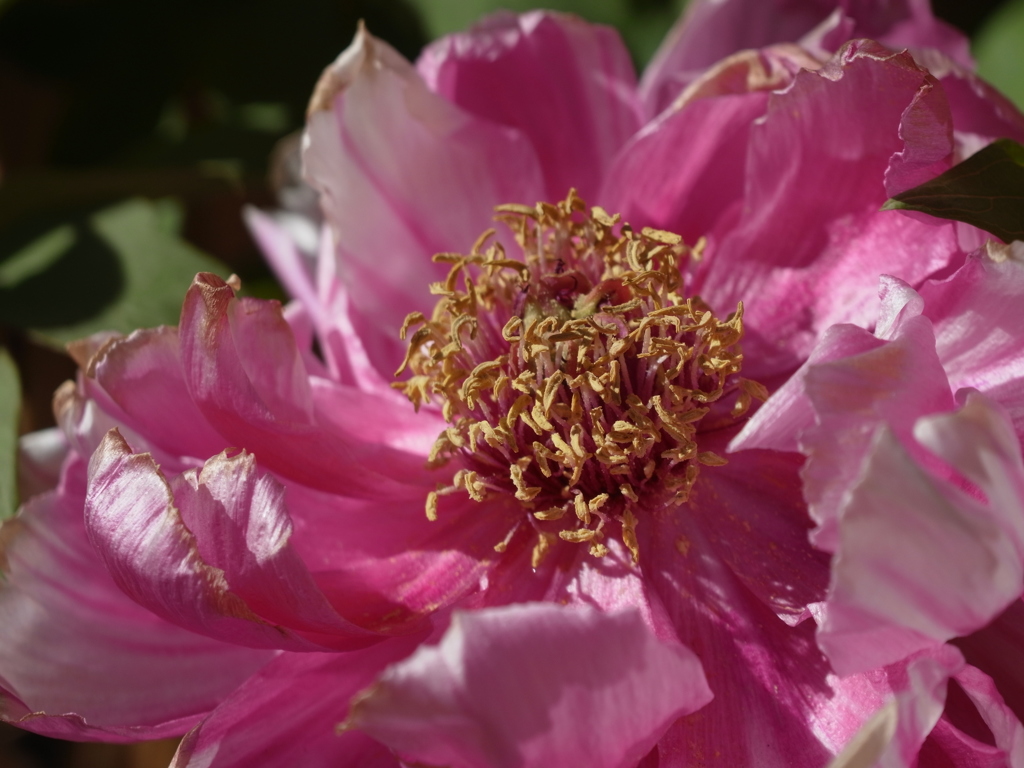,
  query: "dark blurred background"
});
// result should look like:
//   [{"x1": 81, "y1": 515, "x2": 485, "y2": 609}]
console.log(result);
[{"x1": 0, "y1": 0, "x2": 1018, "y2": 765}]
